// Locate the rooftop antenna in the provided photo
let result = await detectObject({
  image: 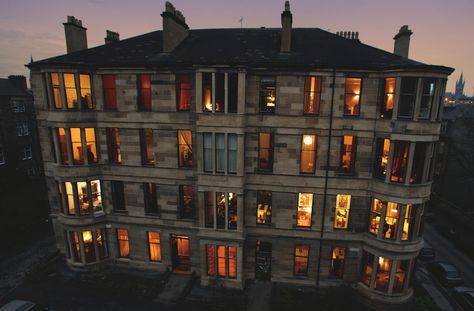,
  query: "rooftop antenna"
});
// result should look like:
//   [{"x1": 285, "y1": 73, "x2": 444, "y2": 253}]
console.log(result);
[{"x1": 239, "y1": 16, "x2": 244, "y2": 29}]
